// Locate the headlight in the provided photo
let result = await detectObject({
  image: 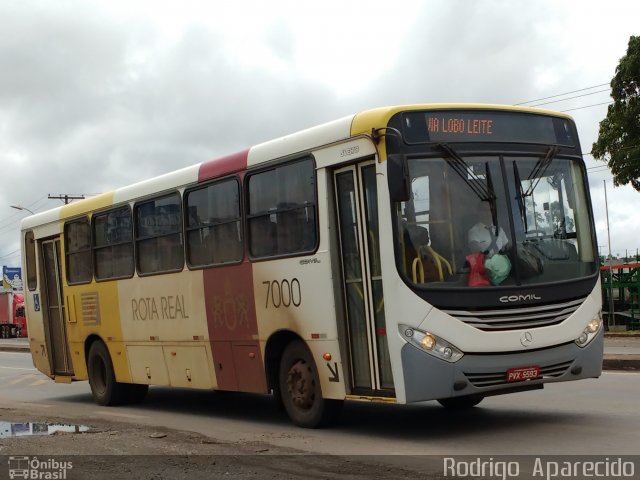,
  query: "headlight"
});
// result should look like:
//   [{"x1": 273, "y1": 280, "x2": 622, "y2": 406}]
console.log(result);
[
  {"x1": 575, "y1": 312, "x2": 602, "y2": 348},
  {"x1": 400, "y1": 324, "x2": 464, "y2": 362}
]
